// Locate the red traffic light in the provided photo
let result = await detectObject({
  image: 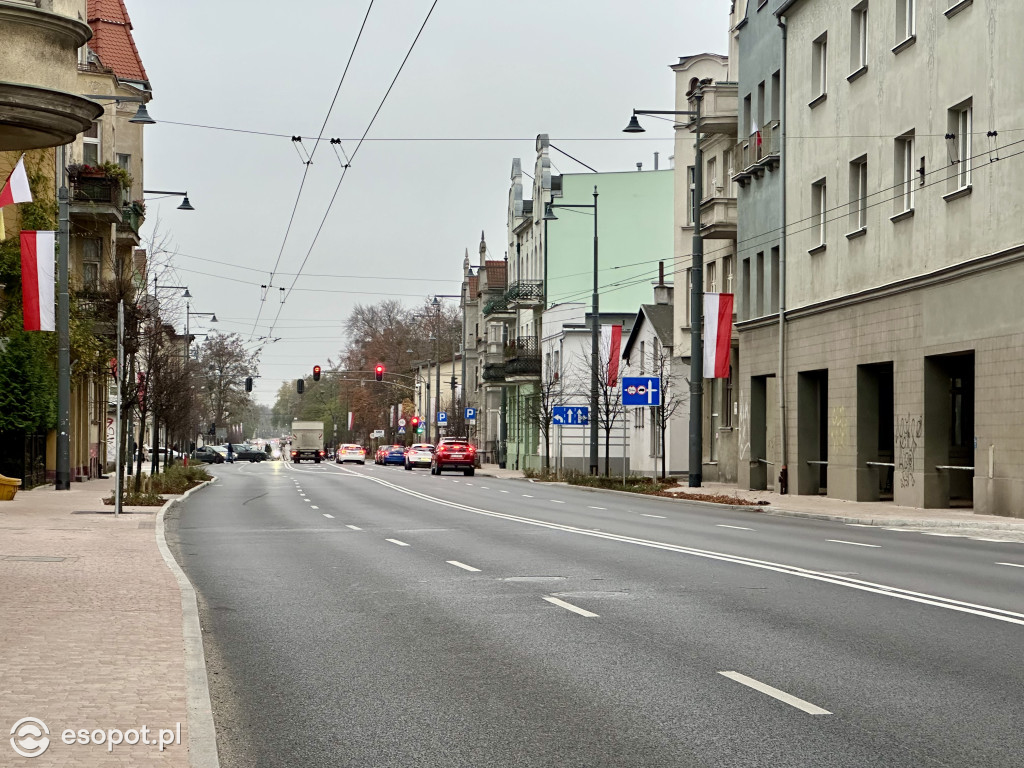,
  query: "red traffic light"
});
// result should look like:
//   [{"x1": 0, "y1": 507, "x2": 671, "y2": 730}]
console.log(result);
[
  {"x1": 313, "y1": 365, "x2": 321, "y2": 381},
  {"x1": 410, "y1": 416, "x2": 420, "y2": 427},
  {"x1": 375, "y1": 364, "x2": 385, "y2": 382}
]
